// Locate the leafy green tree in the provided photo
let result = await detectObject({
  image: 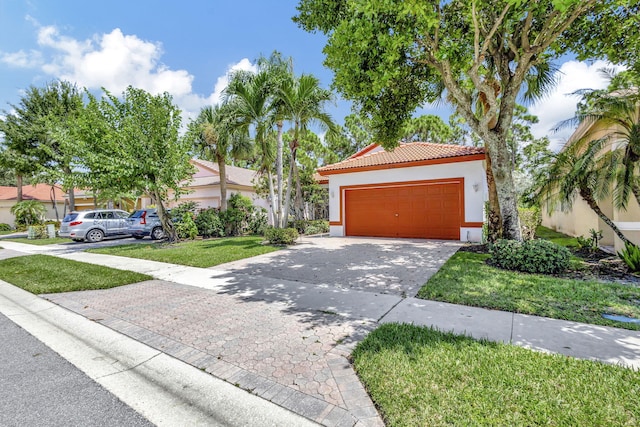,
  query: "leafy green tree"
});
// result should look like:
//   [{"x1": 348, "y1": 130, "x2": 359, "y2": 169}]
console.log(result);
[
  {"x1": 294, "y1": 0, "x2": 606, "y2": 240},
  {"x1": 80, "y1": 87, "x2": 193, "y2": 242},
  {"x1": 325, "y1": 112, "x2": 375, "y2": 163},
  {"x1": 400, "y1": 115, "x2": 456, "y2": 144},
  {"x1": 1, "y1": 81, "x2": 84, "y2": 210},
  {"x1": 186, "y1": 104, "x2": 251, "y2": 211}
]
